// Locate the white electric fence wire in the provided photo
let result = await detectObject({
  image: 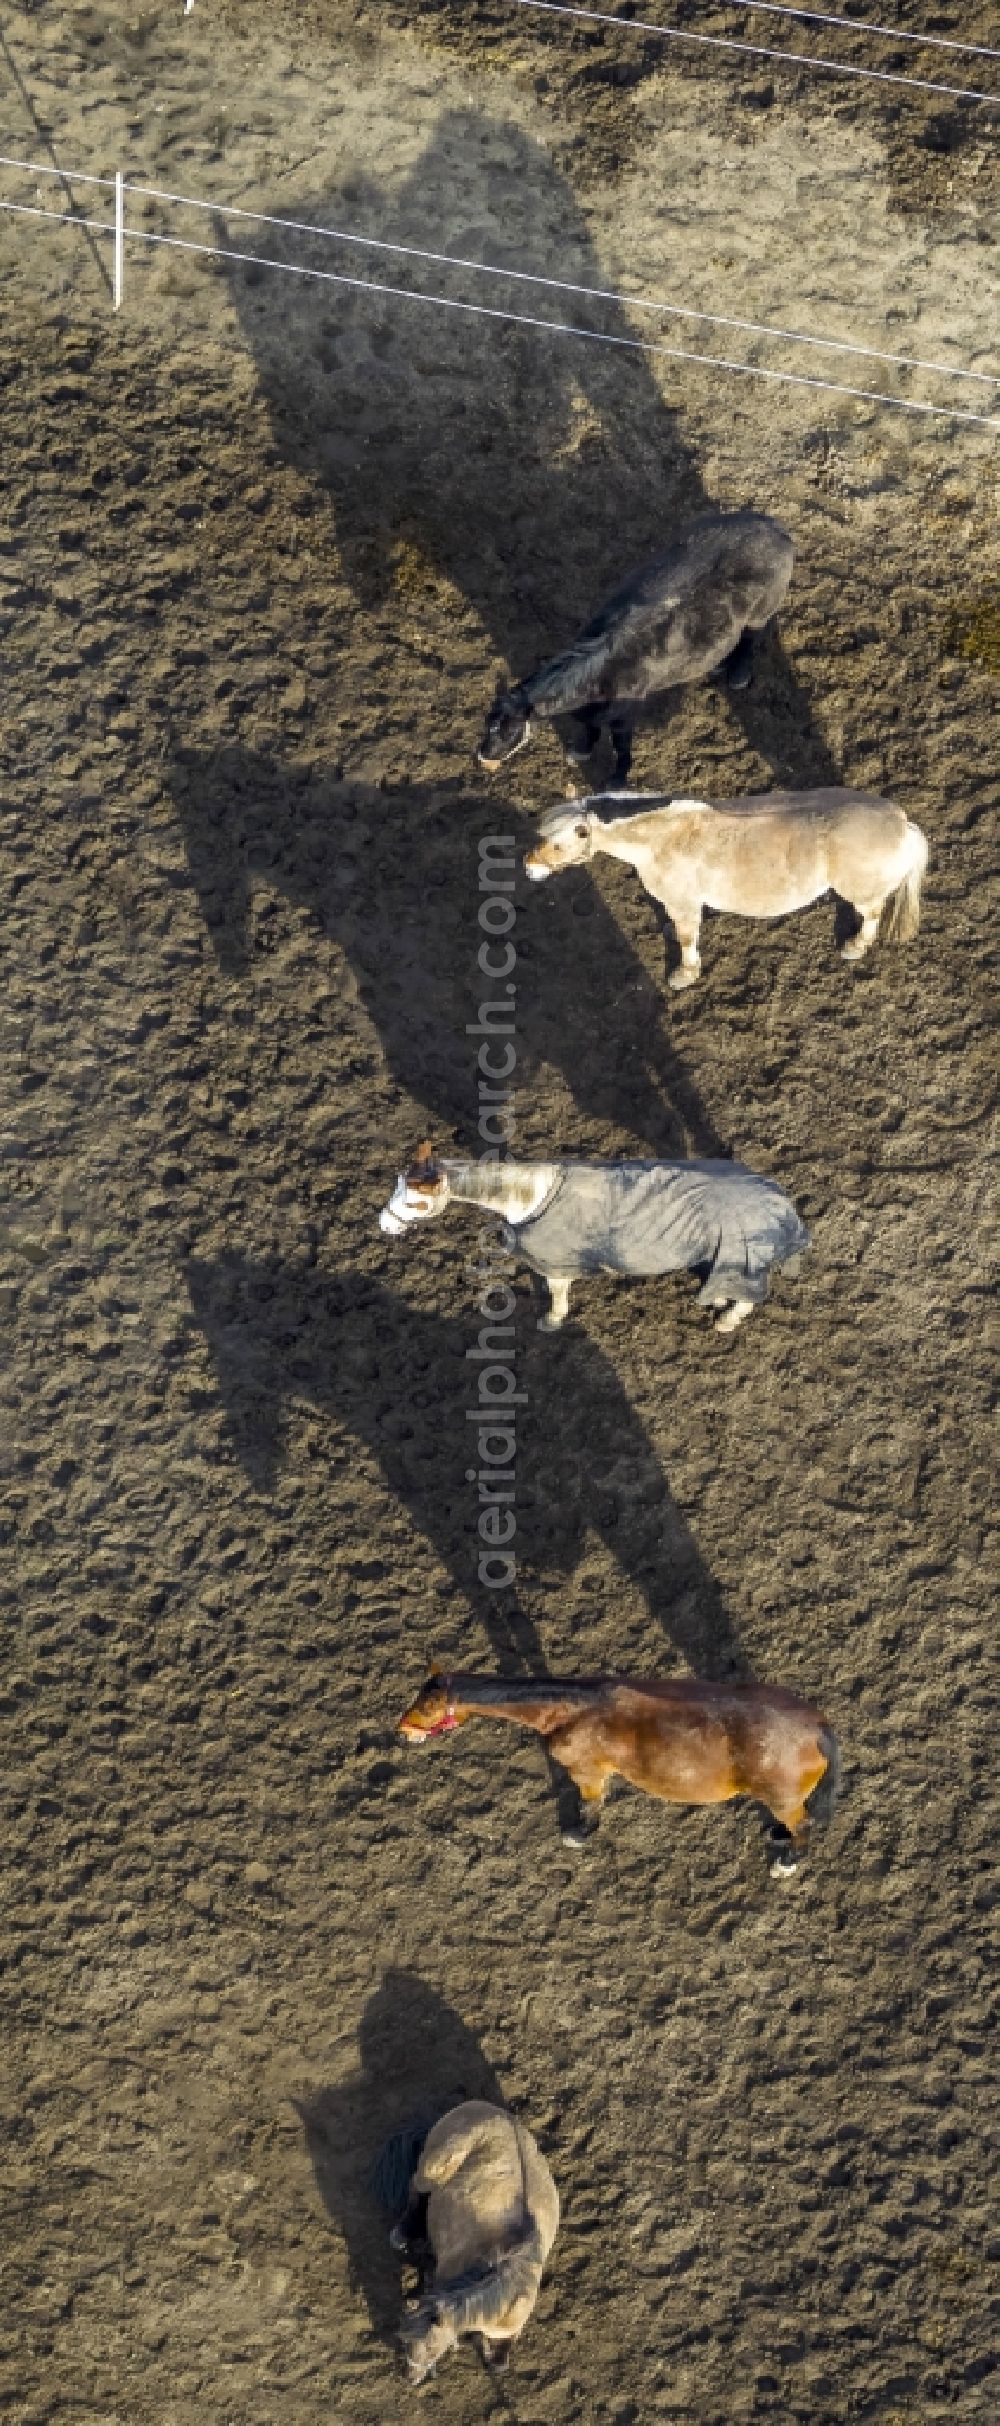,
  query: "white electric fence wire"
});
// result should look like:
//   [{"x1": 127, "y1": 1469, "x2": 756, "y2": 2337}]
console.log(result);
[
  {"x1": 495, "y1": 0, "x2": 1000, "y2": 105},
  {"x1": 711, "y1": 3, "x2": 1000, "y2": 60},
  {"x1": 10, "y1": 159, "x2": 995, "y2": 389},
  {"x1": 0, "y1": 199, "x2": 116, "y2": 232},
  {"x1": 113, "y1": 168, "x2": 123, "y2": 309},
  {"x1": 4, "y1": 194, "x2": 996, "y2": 428},
  {"x1": 128, "y1": 178, "x2": 999, "y2": 390},
  {"x1": 0, "y1": 148, "x2": 116, "y2": 186}
]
